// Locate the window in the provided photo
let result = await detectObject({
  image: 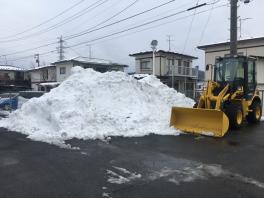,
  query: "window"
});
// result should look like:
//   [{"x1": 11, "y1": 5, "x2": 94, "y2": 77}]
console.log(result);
[
  {"x1": 178, "y1": 60, "x2": 182, "y2": 66},
  {"x1": 178, "y1": 60, "x2": 182, "y2": 74},
  {"x1": 248, "y1": 60, "x2": 255, "y2": 91},
  {"x1": 183, "y1": 61, "x2": 190, "y2": 75},
  {"x1": 60, "y1": 67, "x2": 66, "y2": 74},
  {"x1": 168, "y1": 59, "x2": 175, "y2": 66},
  {"x1": 183, "y1": 61, "x2": 190, "y2": 67},
  {"x1": 42, "y1": 69, "x2": 48, "y2": 80},
  {"x1": 140, "y1": 60, "x2": 151, "y2": 70}
]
